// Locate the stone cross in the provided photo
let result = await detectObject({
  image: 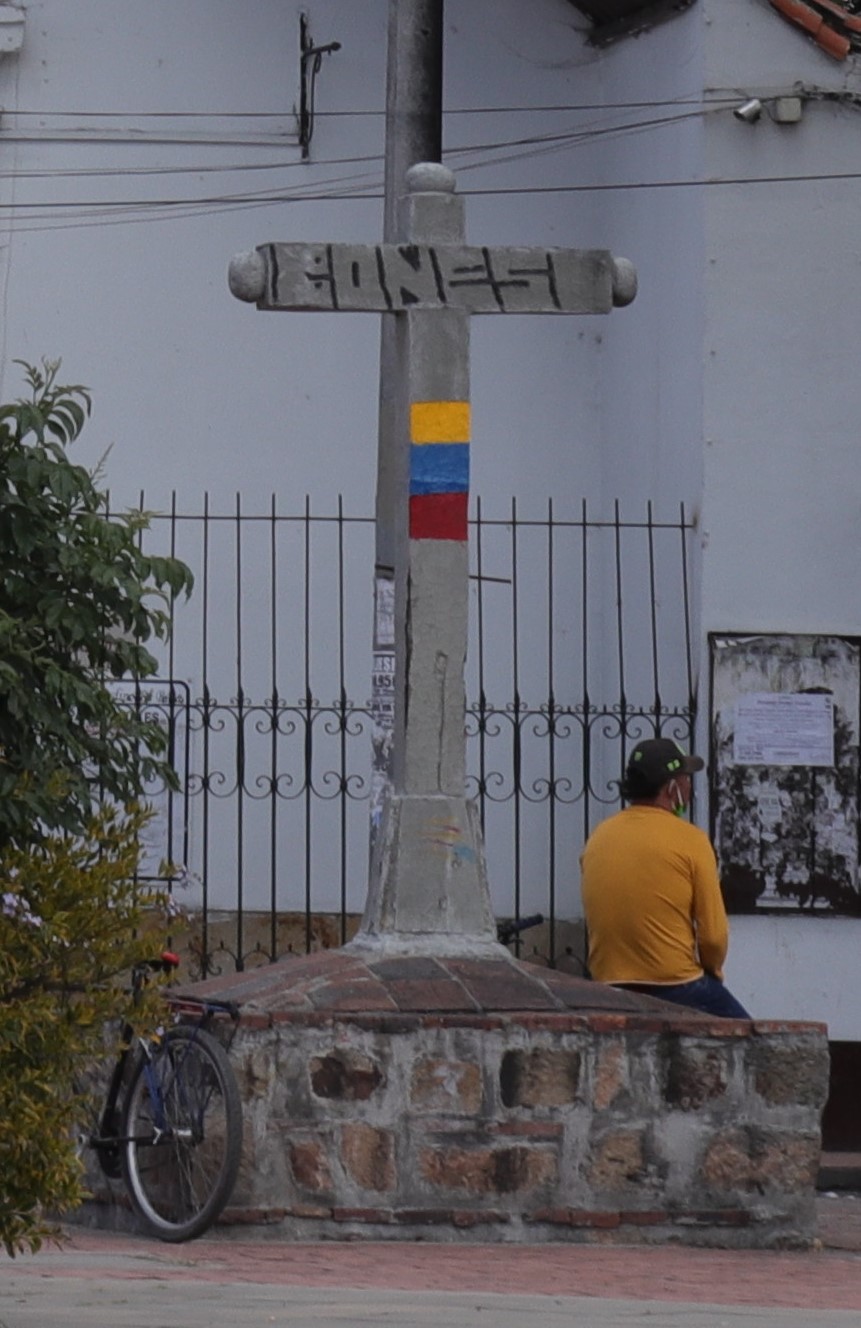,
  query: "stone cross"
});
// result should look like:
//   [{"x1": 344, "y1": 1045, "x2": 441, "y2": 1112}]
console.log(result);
[{"x1": 229, "y1": 162, "x2": 636, "y2": 957}]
